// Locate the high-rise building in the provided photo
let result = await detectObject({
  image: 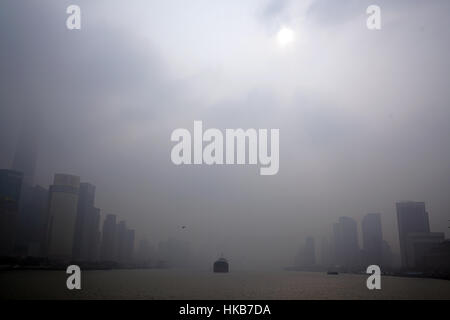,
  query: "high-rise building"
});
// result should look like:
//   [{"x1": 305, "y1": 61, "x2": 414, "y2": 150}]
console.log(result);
[
  {"x1": 15, "y1": 185, "x2": 48, "y2": 257},
  {"x1": 361, "y1": 213, "x2": 383, "y2": 266},
  {"x1": 405, "y1": 232, "x2": 445, "y2": 269},
  {"x1": 137, "y1": 238, "x2": 154, "y2": 266},
  {"x1": 295, "y1": 236, "x2": 316, "y2": 268},
  {"x1": 158, "y1": 238, "x2": 191, "y2": 268},
  {"x1": 46, "y1": 174, "x2": 80, "y2": 261},
  {"x1": 422, "y1": 240, "x2": 450, "y2": 272},
  {"x1": 100, "y1": 214, "x2": 117, "y2": 262},
  {"x1": 381, "y1": 240, "x2": 394, "y2": 268},
  {"x1": 124, "y1": 229, "x2": 135, "y2": 263},
  {"x1": 396, "y1": 201, "x2": 430, "y2": 267},
  {"x1": 333, "y1": 216, "x2": 360, "y2": 270},
  {"x1": 304, "y1": 236, "x2": 316, "y2": 266},
  {"x1": 0, "y1": 169, "x2": 23, "y2": 256},
  {"x1": 73, "y1": 183, "x2": 100, "y2": 262},
  {"x1": 86, "y1": 207, "x2": 101, "y2": 262},
  {"x1": 116, "y1": 220, "x2": 127, "y2": 262},
  {"x1": 319, "y1": 237, "x2": 334, "y2": 268},
  {"x1": 11, "y1": 124, "x2": 38, "y2": 187}
]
